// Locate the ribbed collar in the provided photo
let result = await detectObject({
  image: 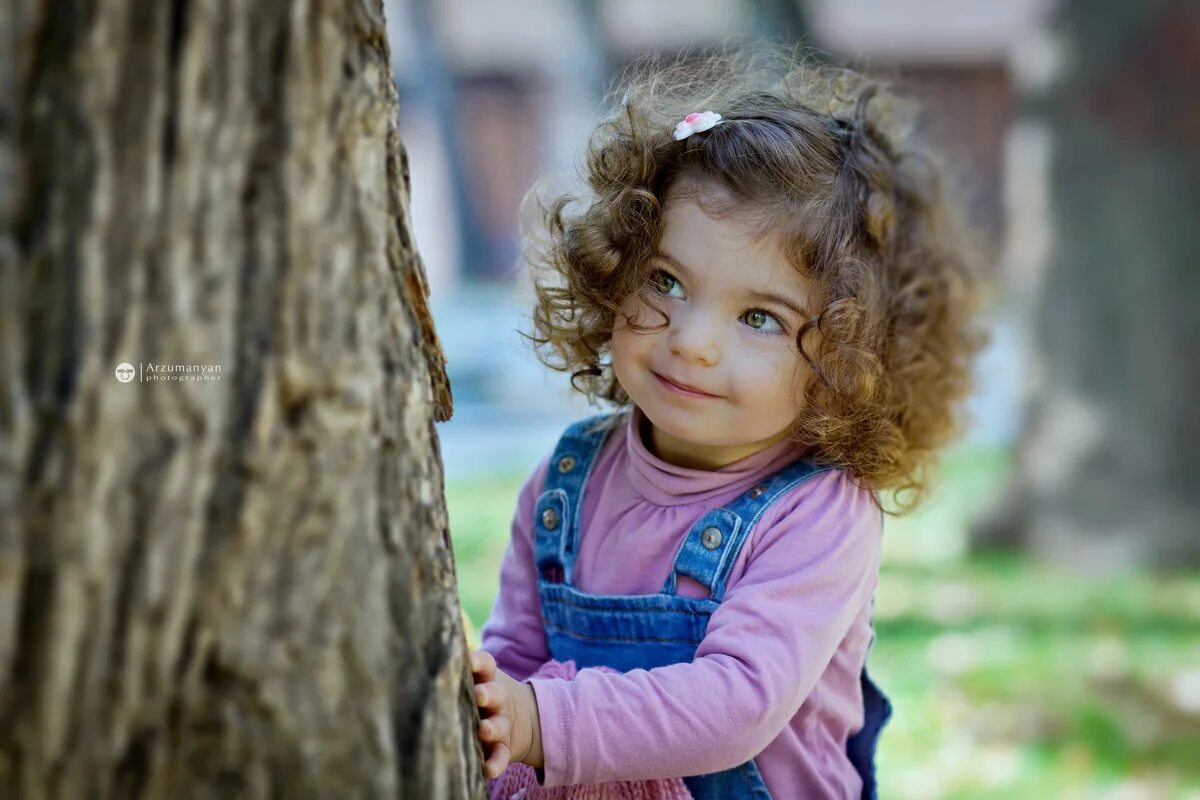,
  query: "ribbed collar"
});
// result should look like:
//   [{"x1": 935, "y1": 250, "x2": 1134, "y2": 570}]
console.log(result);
[{"x1": 620, "y1": 405, "x2": 808, "y2": 507}]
